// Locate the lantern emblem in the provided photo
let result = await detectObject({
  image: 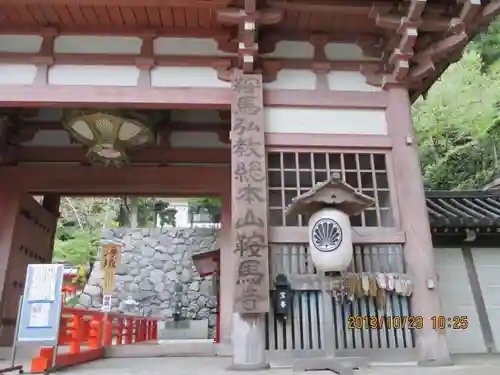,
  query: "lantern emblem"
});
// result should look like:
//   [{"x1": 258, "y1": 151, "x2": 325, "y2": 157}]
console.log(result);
[
  {"x1": 312, "y1": 218, "x2": 343, "y2": 252},
  {"x1": 286, "y1": 174, "x2": 374, "y2": 272},
  {"x1": 63, "y1": 109, "x2": 156, "y2": 166}
]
